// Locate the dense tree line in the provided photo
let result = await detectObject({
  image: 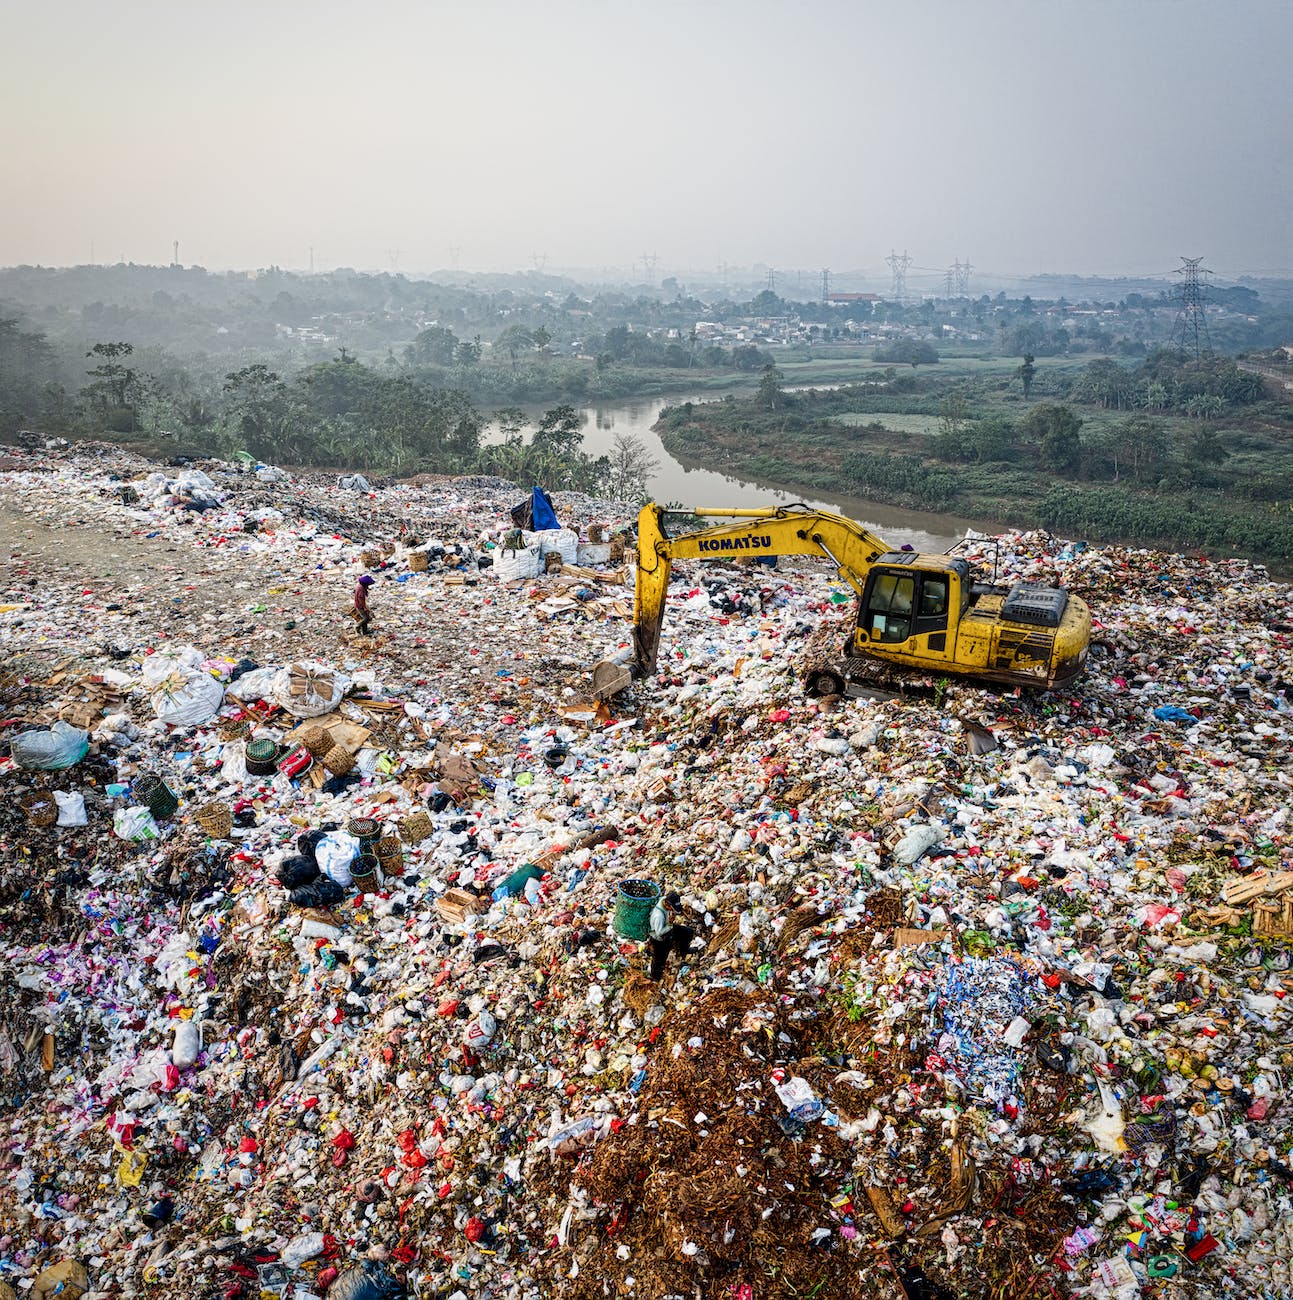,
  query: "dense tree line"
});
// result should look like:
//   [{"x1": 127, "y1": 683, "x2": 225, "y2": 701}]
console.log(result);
[{"x1": 0, "y1": 318, "x2": 662, "y2": 499}]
